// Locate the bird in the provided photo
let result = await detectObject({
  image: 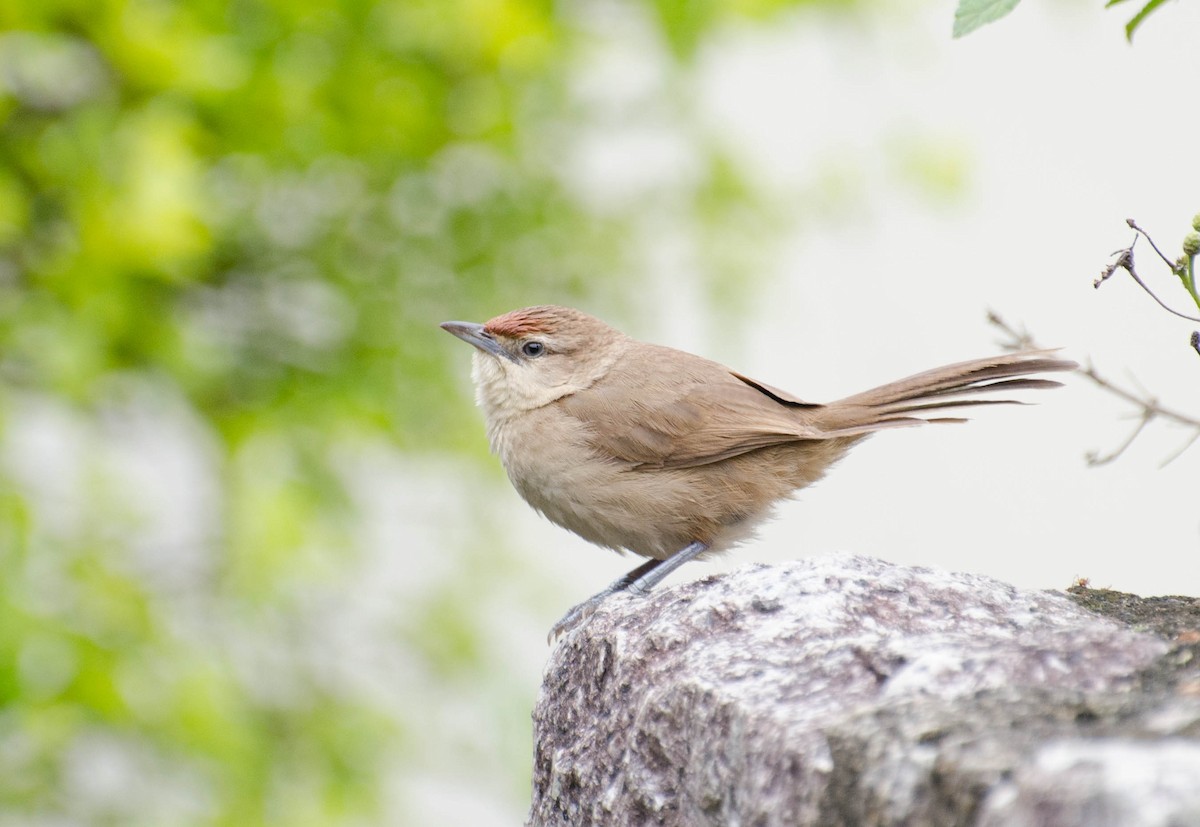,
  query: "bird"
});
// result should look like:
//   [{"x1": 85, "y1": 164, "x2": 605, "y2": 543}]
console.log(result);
[{"x1": 441, "y1": 305, "x2": 1076, "y2": 634}]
